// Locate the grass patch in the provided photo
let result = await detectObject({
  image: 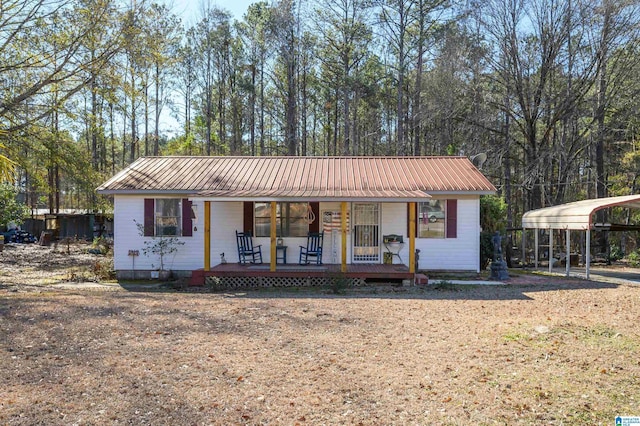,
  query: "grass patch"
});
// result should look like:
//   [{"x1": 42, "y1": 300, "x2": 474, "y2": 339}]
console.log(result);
[{"x1": 503, "y1": 331, "x2": 529, "y2": 342}]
